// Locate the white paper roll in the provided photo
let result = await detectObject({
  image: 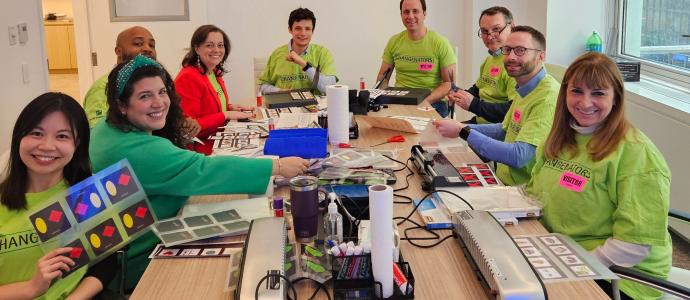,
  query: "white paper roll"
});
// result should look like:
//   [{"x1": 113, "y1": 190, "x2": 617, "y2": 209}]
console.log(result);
[
  {"x1": 326, "y1": 85, "x2": 350, "y2": 145},
  {"x1": 369, "y1": 184, "x2": 394, "y2": 298}
]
